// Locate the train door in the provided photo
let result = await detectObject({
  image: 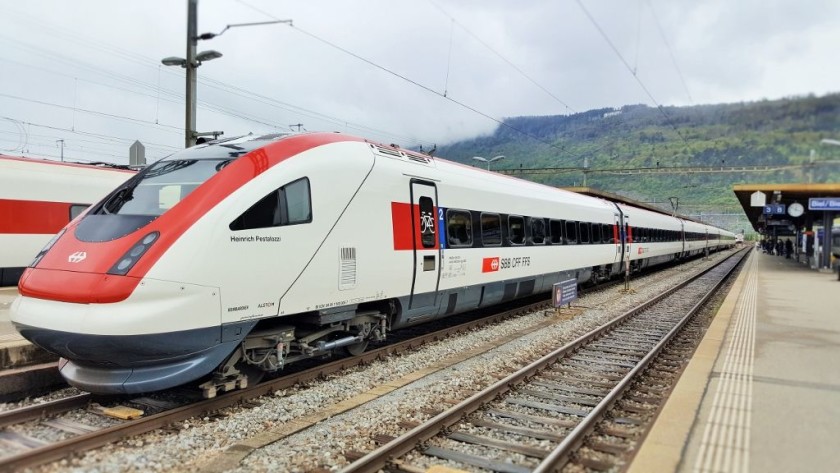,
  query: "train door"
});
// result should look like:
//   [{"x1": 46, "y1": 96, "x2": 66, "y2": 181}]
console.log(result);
[
  {"x1": 613, "y1": 213, "x2": 623, "y2": 265},
  {"x1": 409, "y1": 180, "x2": 440, "y2": 309}
]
